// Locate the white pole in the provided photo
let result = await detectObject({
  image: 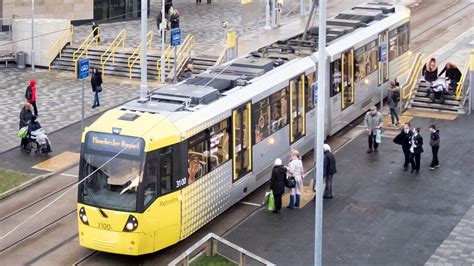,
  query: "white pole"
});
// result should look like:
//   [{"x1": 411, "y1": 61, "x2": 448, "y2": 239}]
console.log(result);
[
  {"x1": 160, "y1": 0, "x2": 166, "y2": 83},
  {"x1": 31, "y1": 0, "x2": 35, "y2": 70},
  {"x1": 264, "y1": 0, "x2": 271, "y2": 30},
  {"x1": 314, "y1": 0, "x2": 327, "y2": 265},
  {"x1": 140, "y1": 0, "x2": 148, "y2": 99},
  {"x1": 81, "y1": 79, "x2": 85, "y2": 131}
]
